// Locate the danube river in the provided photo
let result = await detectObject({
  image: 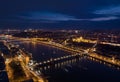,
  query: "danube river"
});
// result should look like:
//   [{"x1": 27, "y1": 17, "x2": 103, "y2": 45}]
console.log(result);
[{"x1": 16, "y1": 41, "x2": 120, "y2": 82}]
